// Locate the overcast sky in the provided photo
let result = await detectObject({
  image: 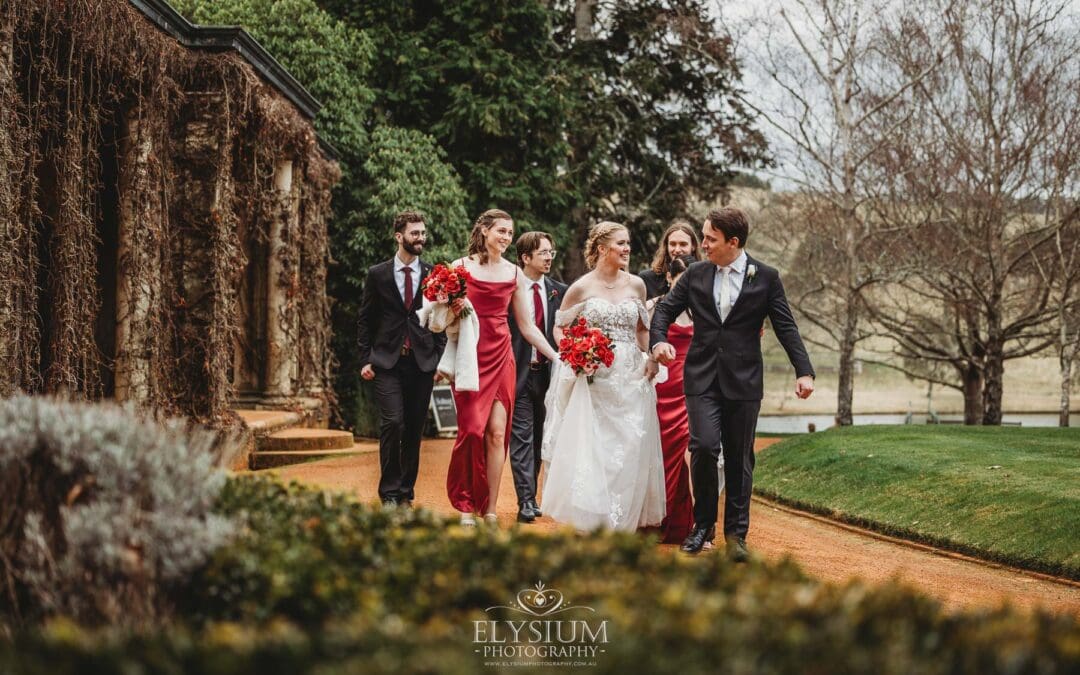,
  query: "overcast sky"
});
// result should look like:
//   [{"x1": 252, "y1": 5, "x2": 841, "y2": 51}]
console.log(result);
[{"x1": 711, "y1": 0, "x2": 1080, "y2": 192}]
